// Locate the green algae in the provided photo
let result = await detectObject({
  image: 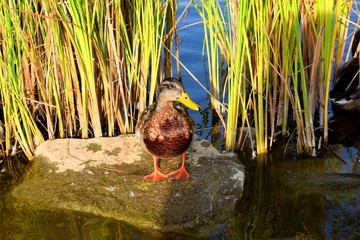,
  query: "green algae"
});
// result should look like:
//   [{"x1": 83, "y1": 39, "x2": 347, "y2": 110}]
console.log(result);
[
  {"x1": 86, "y1": 143, "x2": 102, "y2": 153},
  {"x1": 103, "y1": 147, "x2": 121, "y2": 156}
]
